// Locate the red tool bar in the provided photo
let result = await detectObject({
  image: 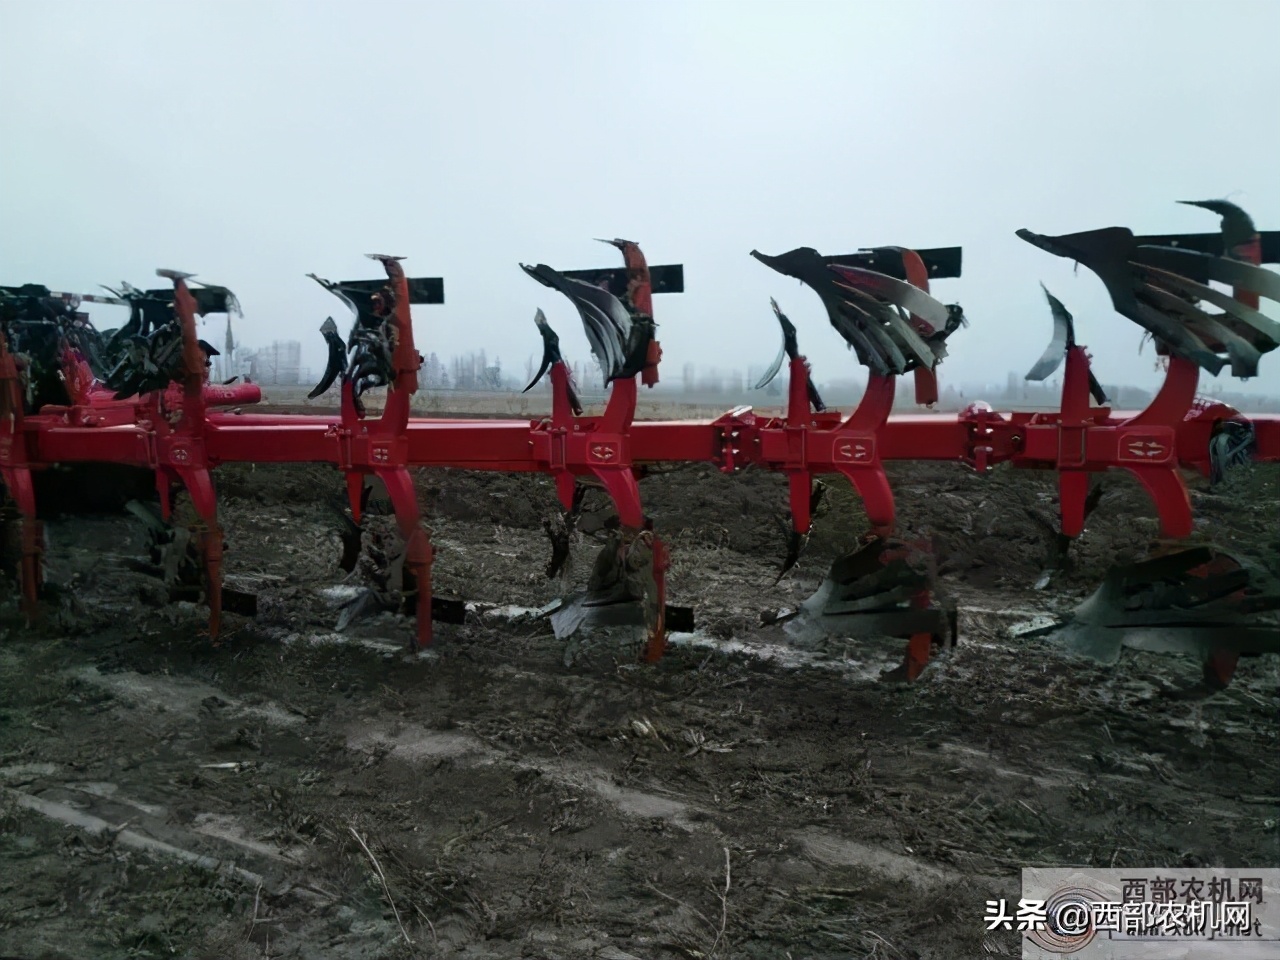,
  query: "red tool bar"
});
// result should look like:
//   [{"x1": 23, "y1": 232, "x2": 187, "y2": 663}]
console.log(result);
[
  {"x1": 30, "y1": 425, "x2": 153, "y2": 465},
  {"x1": 877, "y1": 415, "x2": 974, "y2": 462},
  {"x1": 21, "y1": 407, "x2": 1280, "y2": 475},
  {"x1": 205, "y1": 416, "x2": 344, "y2": 464},
  {"x1": 629, "y1": 421, "x2": 731, "y2": 463}
]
